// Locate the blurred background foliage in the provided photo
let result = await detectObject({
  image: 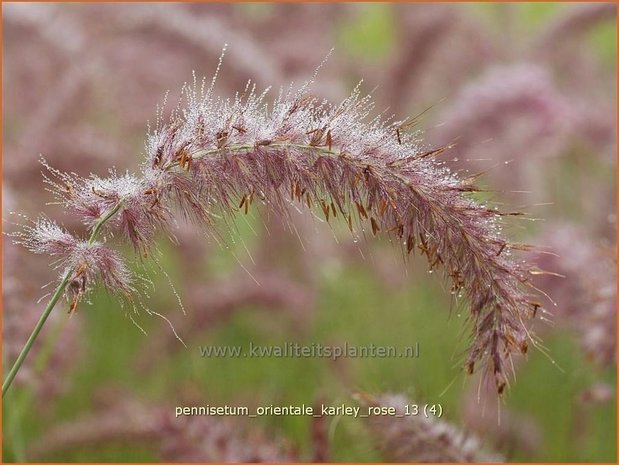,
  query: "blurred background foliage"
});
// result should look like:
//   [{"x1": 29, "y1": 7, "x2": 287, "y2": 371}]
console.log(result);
[{"x1": 3, "y1": 2, "x2": 616, "y2": 462}]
